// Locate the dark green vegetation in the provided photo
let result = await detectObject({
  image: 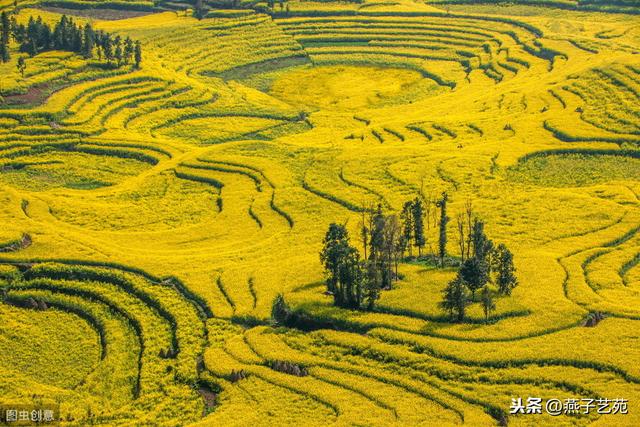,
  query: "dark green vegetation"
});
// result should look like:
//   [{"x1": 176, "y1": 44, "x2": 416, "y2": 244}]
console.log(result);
[
  {"x1": 442, "y1": 220, "x2": 518, "y2": 323},
  {"x1": 508, "y1": 150, "x2": 640, "y2": 187},
  {"x1": 318, "y1": 197, "x2": 518, "y2": 321},
  {"x1": 430, "y1": 0, "x2": 640, "y2": 14},
  {"x1": 0, "y1": 12, "x2": 141, "y2": 68}
]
